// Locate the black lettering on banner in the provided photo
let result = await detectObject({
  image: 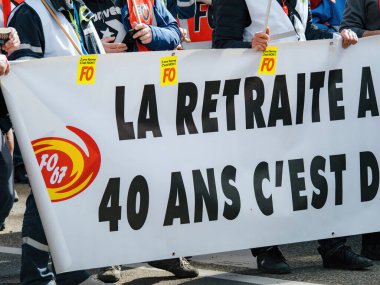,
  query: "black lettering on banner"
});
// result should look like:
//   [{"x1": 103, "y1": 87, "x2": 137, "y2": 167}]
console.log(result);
[
  {"x1": 275, "y1": 161, "x2": 283, "y2": 187},
  {"x1": 115, "y1": 86, "x2": 135, "y2": 140},
  {"x1": 138, "y1": 85, "x2": 162, "y2": 139},
  {"x1": 223, "y1": 79, "x2": 241, "y2": 131},
  {"x1": 99, "y1": 178, "x2": 122, "y2": 231},
  {"x1": 127, "y1": 176, "x2": 149, "y2": 230},
  {"x1": 358, "y1": 67, "x2": 379, "y2": 118},
  {"x1": 221, "y1": 165, "x2": 241, "y2": 220},
  {"x1": 268, "y1": 75, "x2": 292, "y2": 127},
  {"x1": 296, "y1": 73, "x2": 306, "y2": 125},
  {"x1": 330, "y1": 154, "x2": 346, "y2": 205},
  {"x1": 193, "y1": 169, "x2": 218, "y2": 222},
  {"x1": 289, "y1": 159, "x2": 308, "y2": 211},
  {"x1": 254, "y1": 162, "x2": 273, "y2": 216},
  {"x1": 202, "y1": 81, "x2": 220, "y2": 133},
  {"x1": 194, "y1": 3, "x2": 207, "y2": 32},
  {"x1": 245, "y1": 77, "x2": 266, "y2": 129},
  {"x1": 328, "y1": 69, "x2": 345, "y2": 121},
  {"x1": 310, "y1": 71, "x2": 325, "y2": 123},
  {"x1": 310, "y1": 156, "x2": 328, "y2": 209},
  {"x1": 360, "y1": 151, "x2": 379, "y2": 202},
  {"x1": 176, "y1": 82, "x2": 199, "y2": 135},
  {"x1": 164, "y1": 172, "x2": 190, "y2": 226}
]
